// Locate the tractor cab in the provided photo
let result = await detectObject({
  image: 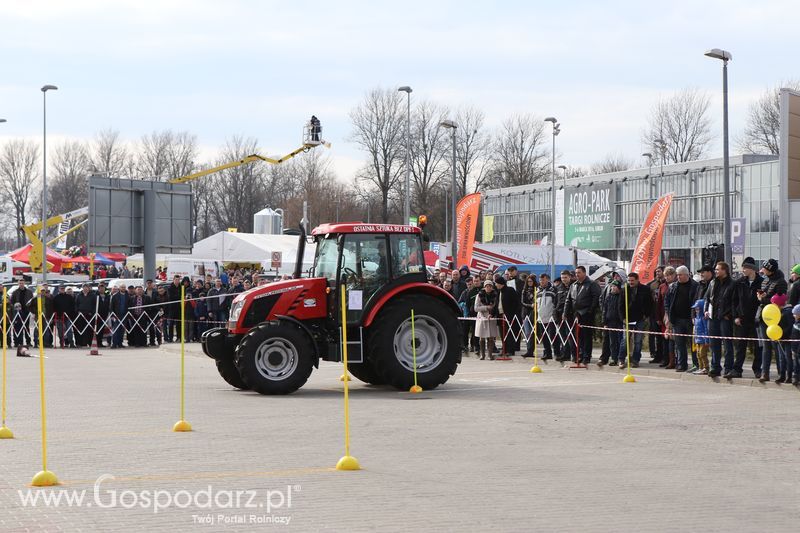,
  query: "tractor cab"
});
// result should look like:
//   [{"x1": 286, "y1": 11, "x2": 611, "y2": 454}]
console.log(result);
[{"x1": 310, "y1": 223, "x2": 426, "y2": 325}]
